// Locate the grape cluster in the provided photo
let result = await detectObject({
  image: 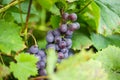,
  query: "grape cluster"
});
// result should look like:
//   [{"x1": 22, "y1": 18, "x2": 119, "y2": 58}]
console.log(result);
[
  {"x1": 46, "y1": 13, "x2": 80, "y2": 62},
  {"x1": 28, "y1": 45, "x2": 47, "y2": 76},
  {"x1": 27, "y1": 12, "x2": 80, "y2": 76}
]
